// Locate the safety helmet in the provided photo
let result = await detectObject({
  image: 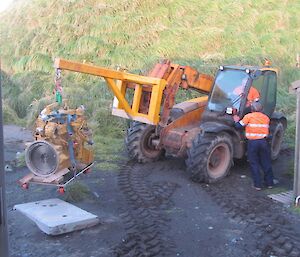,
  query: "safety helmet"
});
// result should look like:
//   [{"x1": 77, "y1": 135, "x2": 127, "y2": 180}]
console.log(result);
[{"x1": 251, "y1": 101, "x2": 263, "y2": 112}]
